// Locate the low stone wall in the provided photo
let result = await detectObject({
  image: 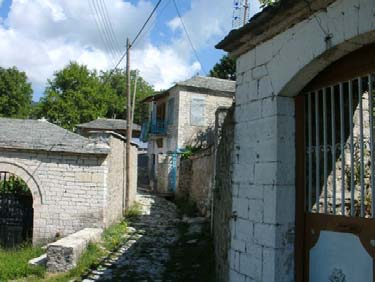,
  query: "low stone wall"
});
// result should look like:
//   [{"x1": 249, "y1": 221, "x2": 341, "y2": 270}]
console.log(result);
[
  {"x1": 176, "y1": 159, "x2": 192, "y2": 200},
  {"x1": 191, "y1": 149, "x2": 214, "y2": 216},
  {"x1": 47, "y1": 228, "x2": 103, "y2": 272}
]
